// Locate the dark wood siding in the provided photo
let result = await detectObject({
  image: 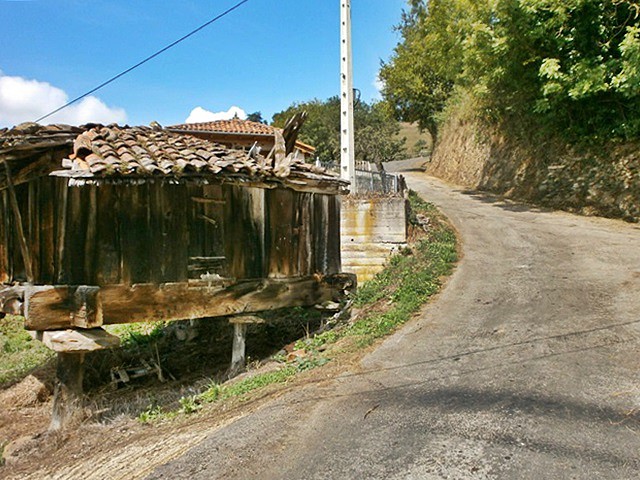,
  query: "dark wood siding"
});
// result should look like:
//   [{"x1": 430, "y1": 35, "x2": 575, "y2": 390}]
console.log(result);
[{"x1": 0, "y1": 178, "x2": 342, "y2": 287}]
